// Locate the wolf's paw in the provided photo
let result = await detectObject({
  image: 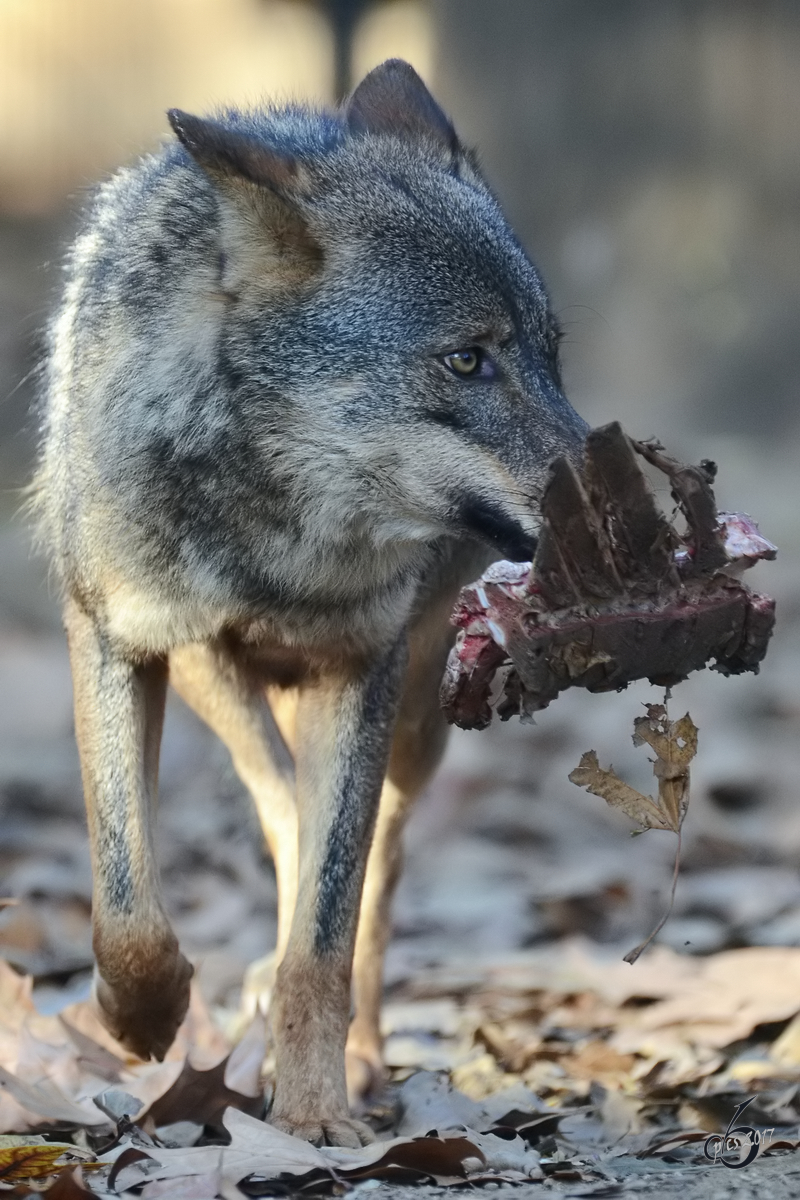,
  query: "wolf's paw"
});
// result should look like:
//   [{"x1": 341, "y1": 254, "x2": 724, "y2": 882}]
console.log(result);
[
  {"x1": 94, "y1": 950, "x2": 193, "y2": 1060},
  {"x1": 270, "y1": 1111, "x2": 376, "y2": 1148}
]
